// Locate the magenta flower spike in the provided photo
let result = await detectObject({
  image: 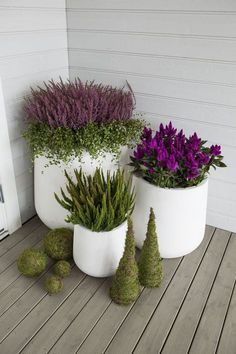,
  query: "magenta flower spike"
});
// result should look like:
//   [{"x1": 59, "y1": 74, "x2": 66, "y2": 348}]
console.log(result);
[{"x1": 130, "y1": 122, "x2": 226, "y2": 188}]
